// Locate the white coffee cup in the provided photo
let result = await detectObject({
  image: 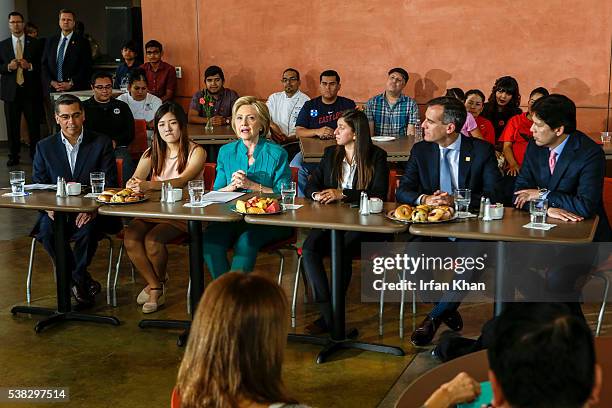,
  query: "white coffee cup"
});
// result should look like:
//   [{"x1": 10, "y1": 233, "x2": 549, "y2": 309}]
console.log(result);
[
  {"x1": 369, "y1": 197, "x2": 383, "y2": 213},
  {"x1": 66, "y1": 182, "x2": 81, "y2": 196}
]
